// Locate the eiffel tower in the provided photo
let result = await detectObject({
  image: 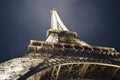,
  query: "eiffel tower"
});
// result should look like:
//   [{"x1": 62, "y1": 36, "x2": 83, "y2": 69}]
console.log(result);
[{"x1": 0, "y1": 8, "x2": 120, "y2": 80}]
